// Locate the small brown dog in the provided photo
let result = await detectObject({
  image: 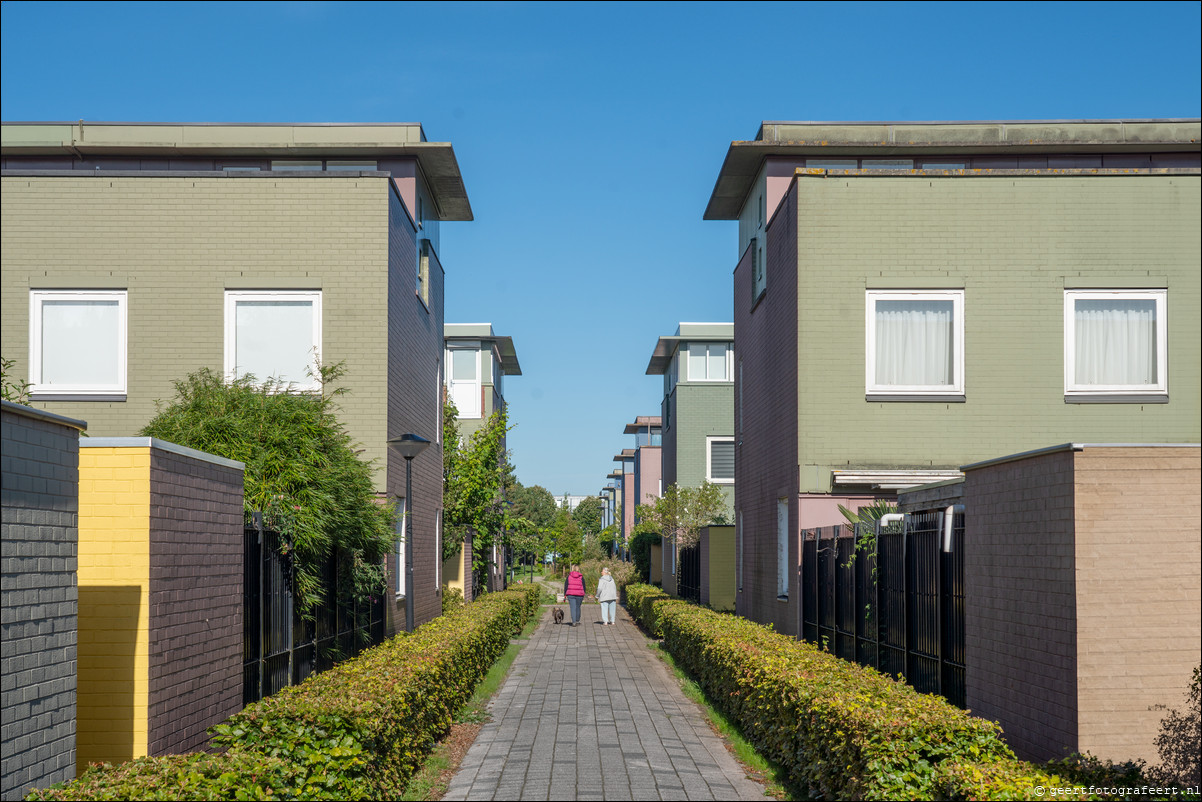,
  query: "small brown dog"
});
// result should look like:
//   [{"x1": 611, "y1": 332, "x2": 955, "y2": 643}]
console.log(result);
[{"x1": 552, "y1": 607, "x2": 565, "y2": 625}]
